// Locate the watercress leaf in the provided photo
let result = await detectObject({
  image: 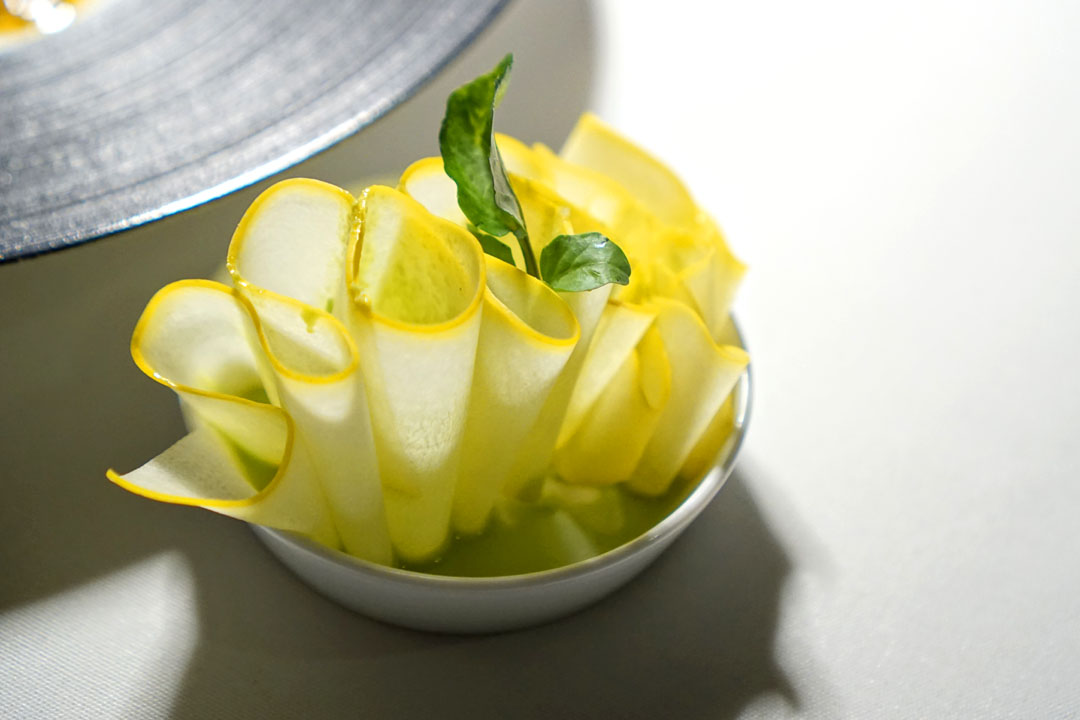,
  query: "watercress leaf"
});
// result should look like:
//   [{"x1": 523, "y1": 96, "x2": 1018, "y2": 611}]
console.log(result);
[
  {"x1": 540, "y1": 232, "x2": 632, "y2": 292},
  {"x1": 439, "y1": 54, "x2": 527, "y2": 242},
  {"x1": 468, "y1": 224, "x2": 516, "y2": 266}
]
